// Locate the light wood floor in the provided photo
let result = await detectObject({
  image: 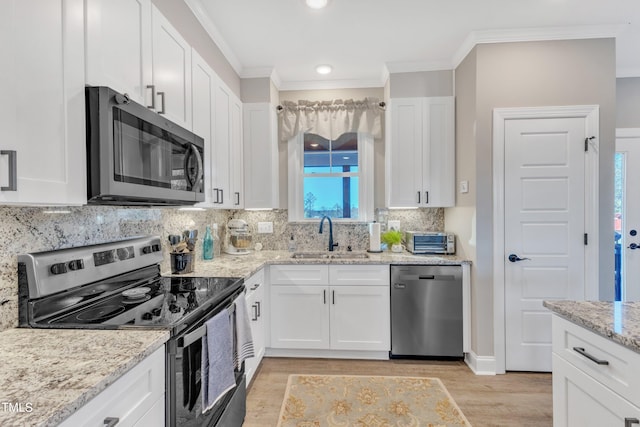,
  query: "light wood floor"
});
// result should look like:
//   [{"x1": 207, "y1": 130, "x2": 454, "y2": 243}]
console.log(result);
[{"x1": 245, "y1": 357, "x2": 552, "y2": 427}]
